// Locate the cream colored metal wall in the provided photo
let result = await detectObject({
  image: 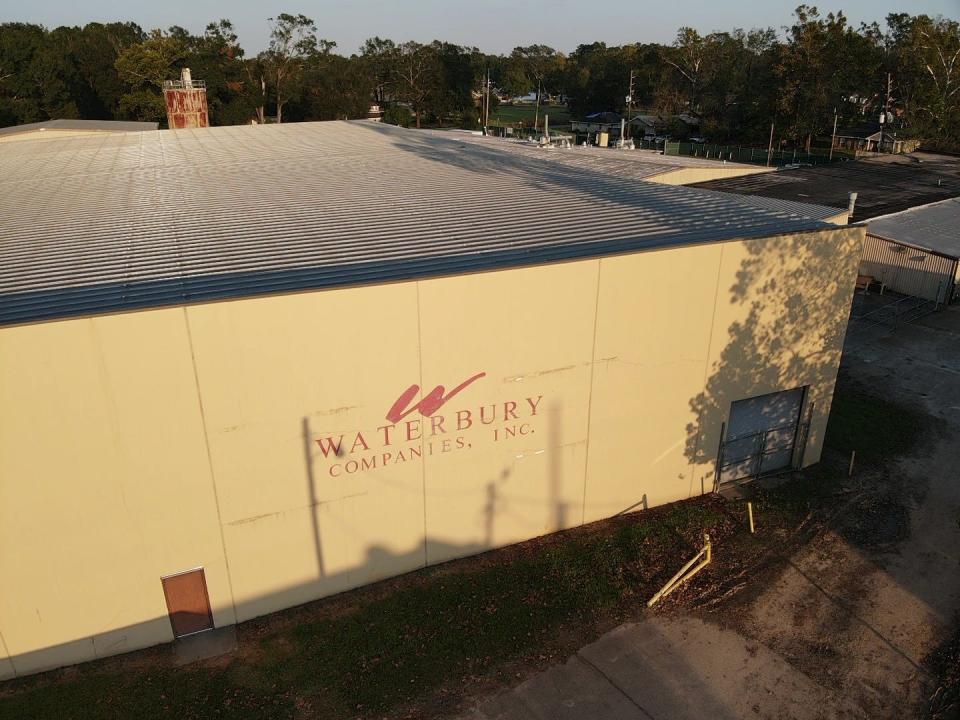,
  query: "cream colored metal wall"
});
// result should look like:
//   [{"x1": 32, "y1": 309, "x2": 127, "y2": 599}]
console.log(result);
[
  {"x1": 0, "y1": 310, "x2": 233, "y2": 679},
  {"x1": 651, "y1": 165, "x2": 773, "y2": 185},
  {"x1": 184, "y1": 283, "x2": 427, "y2": 622},
  {"x1": 0, "y1": 130, "x2": 134, "y2": 144},
  {"x1": 0, "y1": 225, "x2": 864, "y2": 679}
]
